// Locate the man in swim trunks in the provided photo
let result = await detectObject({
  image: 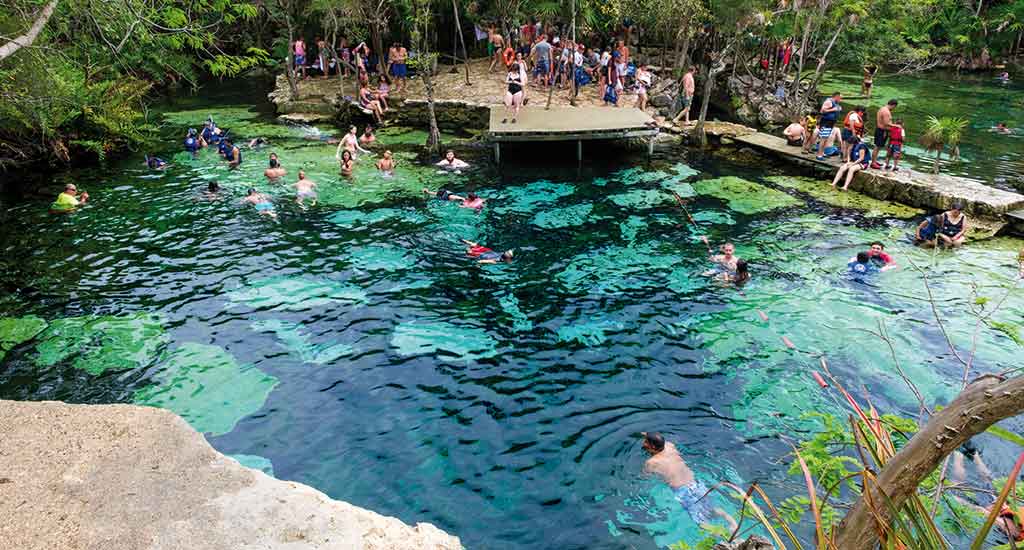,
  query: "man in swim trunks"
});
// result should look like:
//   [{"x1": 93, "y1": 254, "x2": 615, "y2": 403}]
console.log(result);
[
  {"x1": 871, "y1": 99, "x2": 897, "y2": 169},
  {"x1": 704, "y1": 242, "x2": 740, "y2": 279},
  {"x1": 532, "y1": 34, "x2": 553, "y2": 88},
  {"x1": 813, "y1": 92, "x2": 842, "y2": 159},
  {"x1": 488, "y1": 27, "x2": 505, "y2": 72},
  {"x1": 265, "y1": 153, "x2": 286, "y2": 181},
  {"x1": 377, "y1": 150, "x2": 396, "y2": 175},
  {"x1": 461, "y1": 239, "x2": 513, "y2": 264},
  {"x1": 641, "y1": 432, "x2": 737, "y2": 530},
  {"x1": 388, "y1": 42, "x2": 408, "y2": 92},
  {"x1": 293, "y1": 170, "x2": 317, "y2": 208},
  {"x1": 671, "y1": 66, "x2": 697, "y2": 124},
  {"x1": 51, "y1": 183, "x2": 89, "y2": 212},
  {"x1": 242, "y1": 187, "x2": 276, "y2": 218}
]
